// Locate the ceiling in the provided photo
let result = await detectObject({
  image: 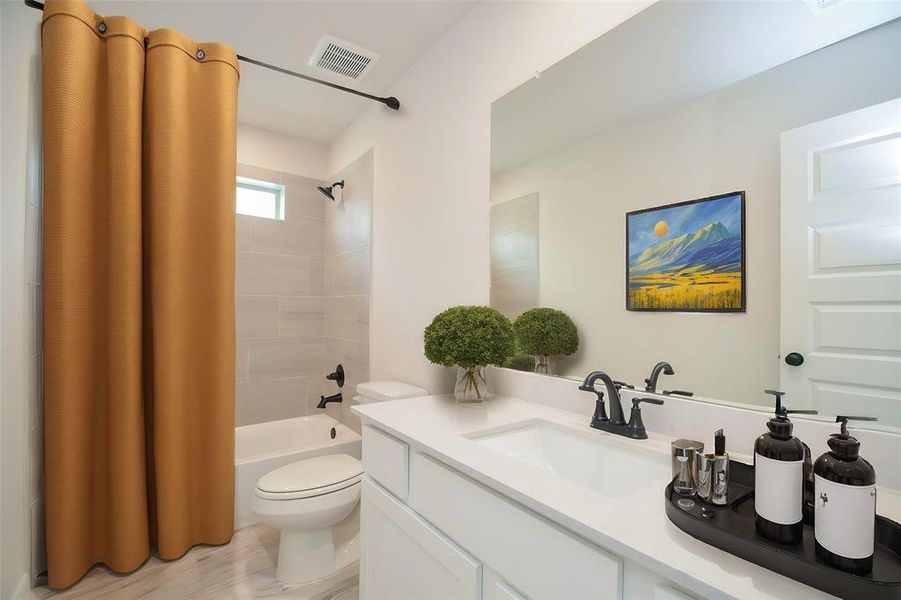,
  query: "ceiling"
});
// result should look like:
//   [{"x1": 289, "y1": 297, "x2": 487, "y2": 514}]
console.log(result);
[
  {"x1": 491, "y1": 0, "x2": 901, "y2": 174},
  {"x1": 91, "y1": 1, "x2": 477, "y2": 144}
]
